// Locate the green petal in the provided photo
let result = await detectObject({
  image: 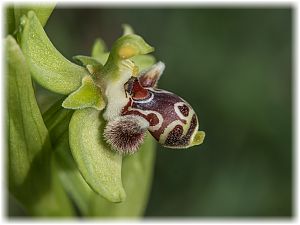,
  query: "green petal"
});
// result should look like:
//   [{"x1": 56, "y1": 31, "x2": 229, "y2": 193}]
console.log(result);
[
  {"x1": 69, "y1": 108, "x2": 126, "y2": 203},
  {"x1": 122, "y1": 24, "x2": 134, "y2": 36},
  {"x1": 88, "y1": 134, "x2": 156, "y2": 217},
  {"x1": 132, "y1": 54, "x2": 156, "y2": 71},
  {"x1": 110, "y1": 34, "x2": 154, "y2": 61},
  {"x1": 6, "y1": 35, "x2": 73, "y2": 216},
  {"x1": 19, "y1": 11, "x2": 88, "y2": 95},
  {"x1": 62, "y1": 76, "x2": 105, "y2": 110},
  {"x1": 120, "y1": 24, "x2": 156, "y2": 71},
  {"x1": 91, "y1": 38, "x2": 109, "y2": 64}
]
